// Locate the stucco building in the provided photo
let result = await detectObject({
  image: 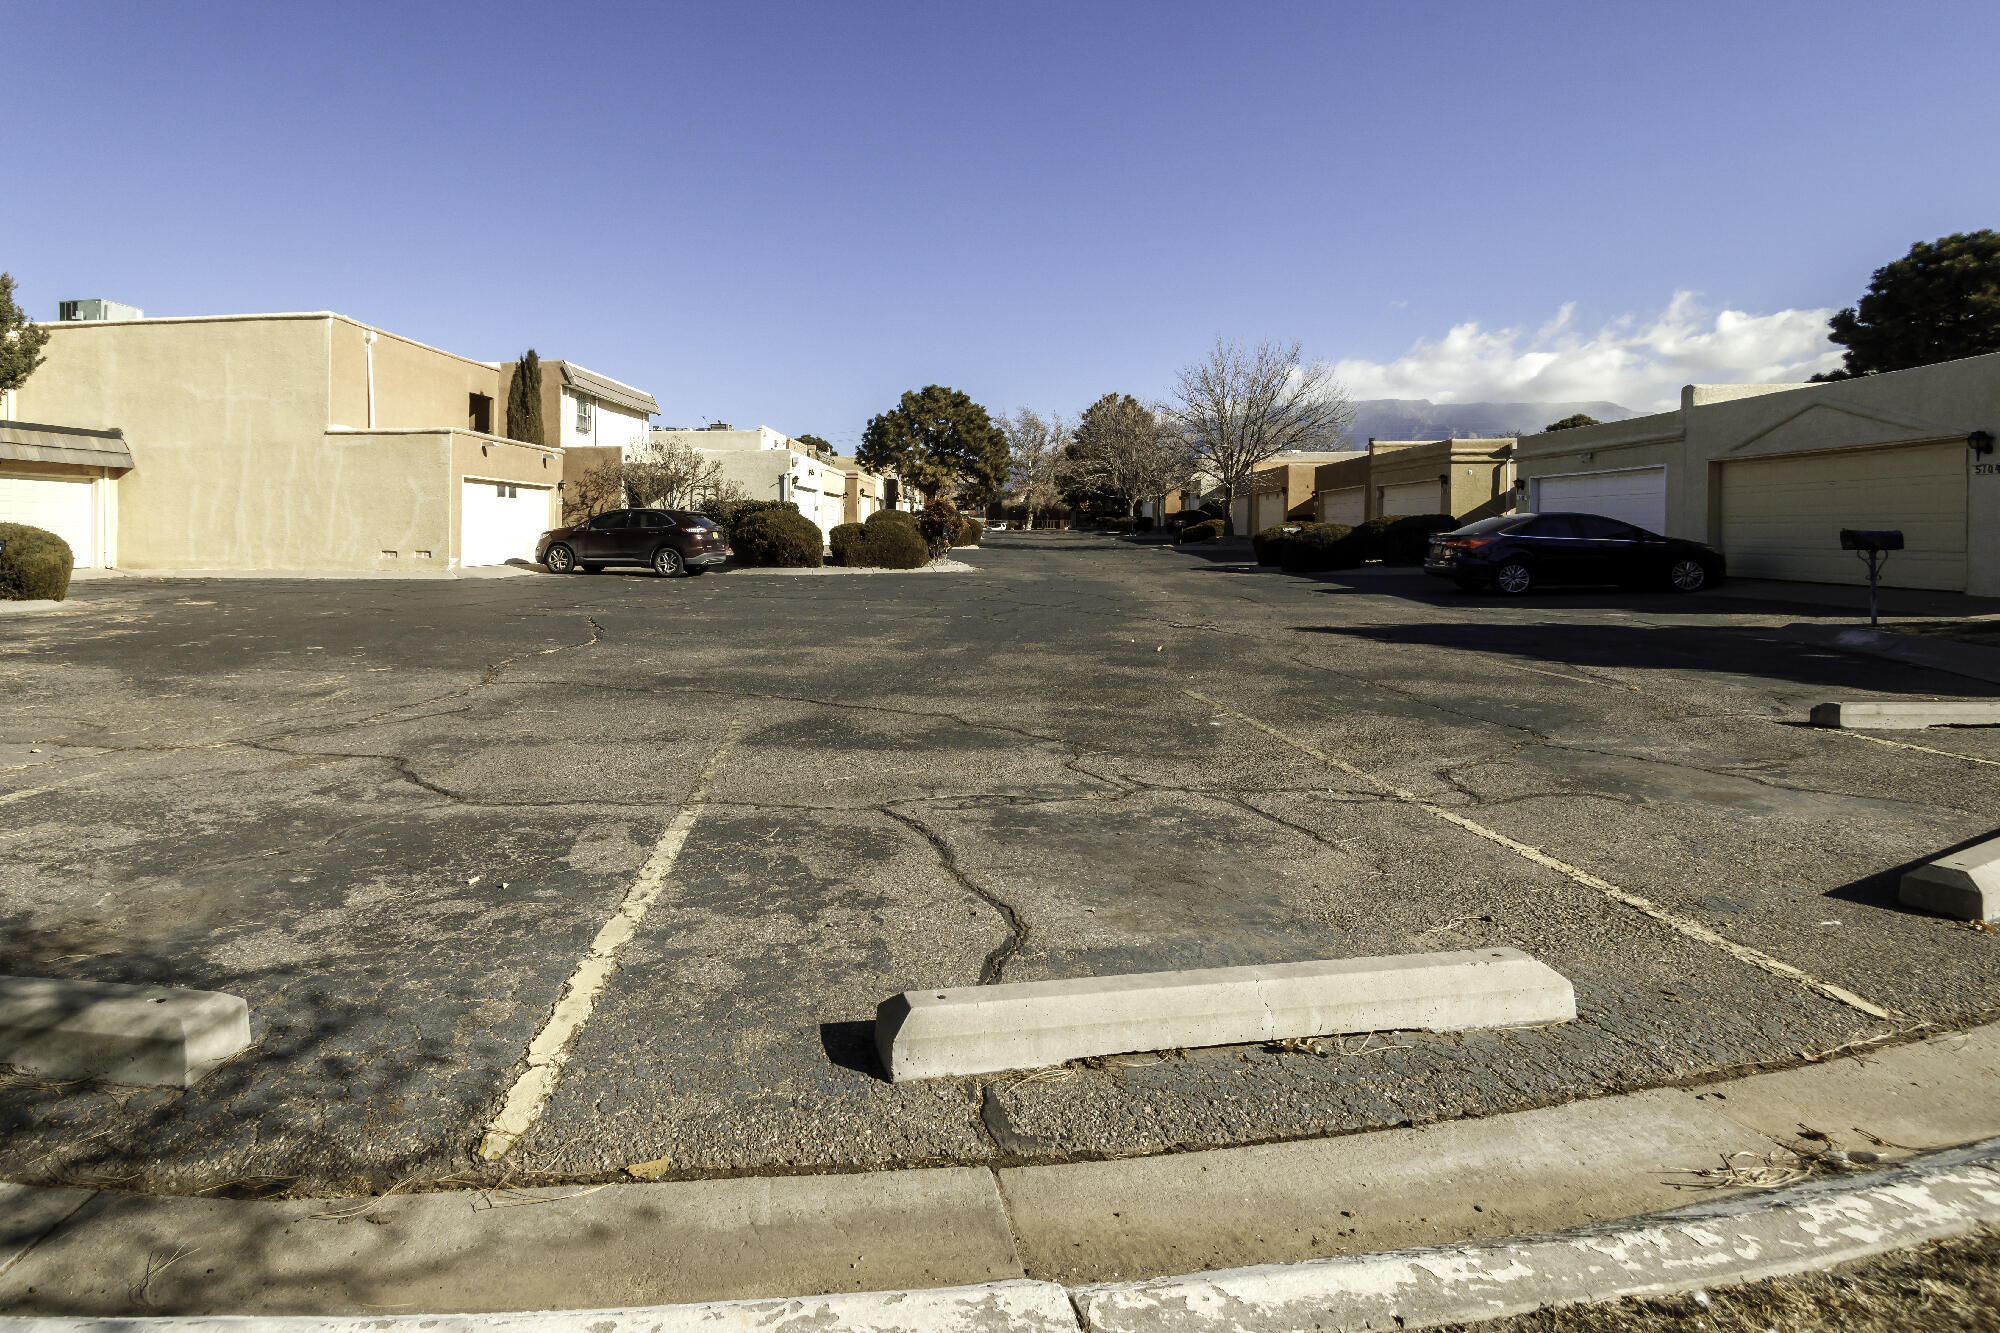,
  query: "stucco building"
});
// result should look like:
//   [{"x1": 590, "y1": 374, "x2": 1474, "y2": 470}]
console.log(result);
[
  {"x1": 1, "y1": 311, "x2": 624, "y2": 571},
  {"x1": 1234, "y1": 452, "x2": 1358, "y2": 533},
  {"x1": 1512, "y1": 356, "x2": 2000, "y2": 595},
  {"x1": 649, "y1": 427, "x2": 892, "y2": 540}
]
